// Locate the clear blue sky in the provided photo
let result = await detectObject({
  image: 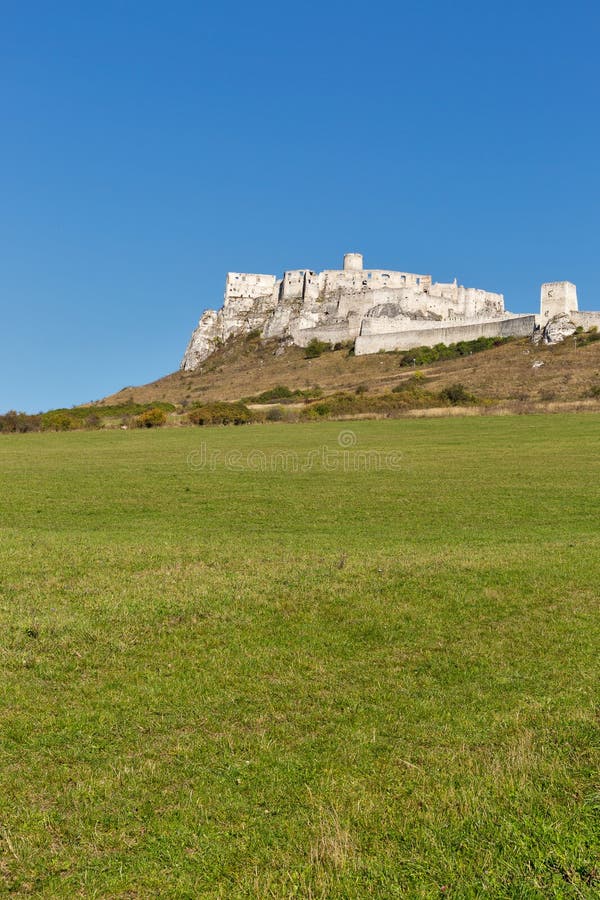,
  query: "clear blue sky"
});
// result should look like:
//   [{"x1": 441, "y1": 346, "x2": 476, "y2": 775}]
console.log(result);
[{"x1": 1, "y1": 0, "x2": 599, "y2": 412}]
